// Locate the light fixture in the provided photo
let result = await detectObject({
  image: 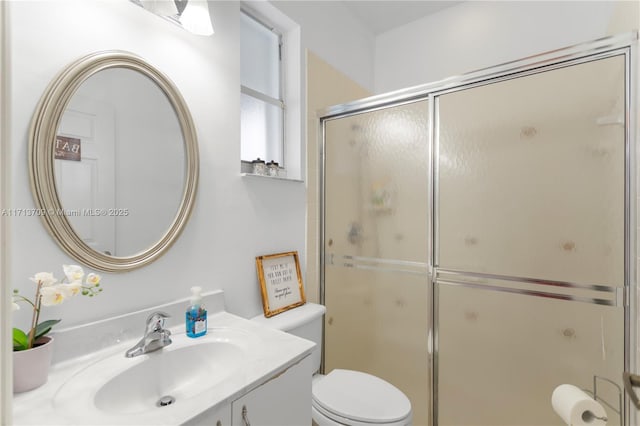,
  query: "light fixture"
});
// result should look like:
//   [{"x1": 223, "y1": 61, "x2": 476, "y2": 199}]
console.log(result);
[
  {"x1": 131, "y1": 0, "x2": 214, "y2": 36},
  {"x1": 173, "y1": 0, "x2": 214, "y2": 36}
]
